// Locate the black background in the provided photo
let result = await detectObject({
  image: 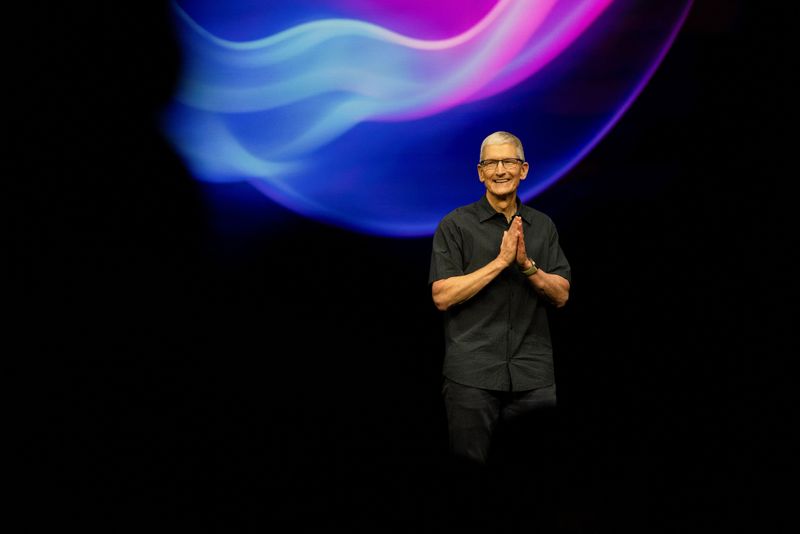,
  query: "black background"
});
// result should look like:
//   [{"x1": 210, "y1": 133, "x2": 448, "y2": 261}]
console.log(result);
[{"x1": 14, "y1": 1, "x2": 792, "y2": 532}]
